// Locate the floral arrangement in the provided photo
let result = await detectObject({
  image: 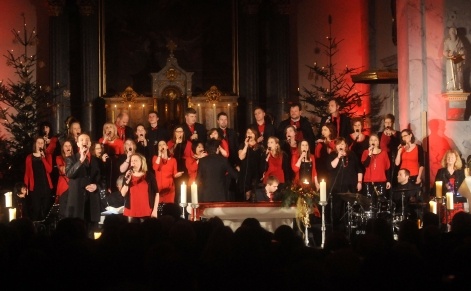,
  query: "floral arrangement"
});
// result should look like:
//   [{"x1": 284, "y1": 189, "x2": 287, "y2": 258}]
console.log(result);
[{"x1": 281, "y1": 183, "x2": 320, "y2": 231}]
